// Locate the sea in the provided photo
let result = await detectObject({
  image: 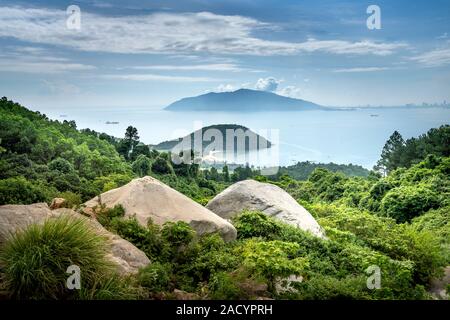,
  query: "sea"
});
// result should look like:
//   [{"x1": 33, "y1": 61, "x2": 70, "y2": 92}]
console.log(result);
[{"x1": 36, "y1": 106, "x2": 450, "y2": 170}]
